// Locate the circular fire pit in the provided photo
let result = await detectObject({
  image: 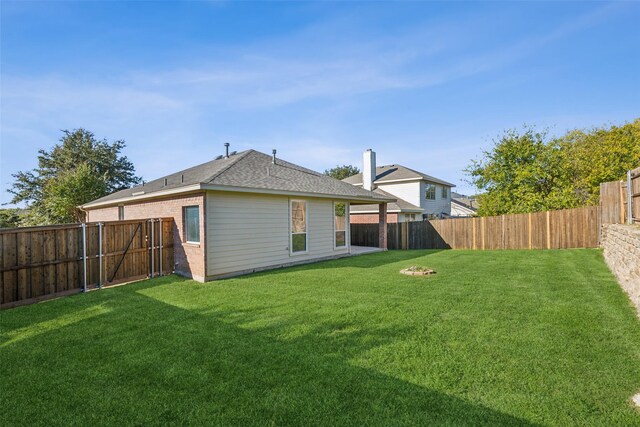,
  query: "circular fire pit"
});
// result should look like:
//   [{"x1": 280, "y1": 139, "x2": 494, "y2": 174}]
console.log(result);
[{"x1": 400, "y1": 266, "x2": 436, "y2": 276}]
